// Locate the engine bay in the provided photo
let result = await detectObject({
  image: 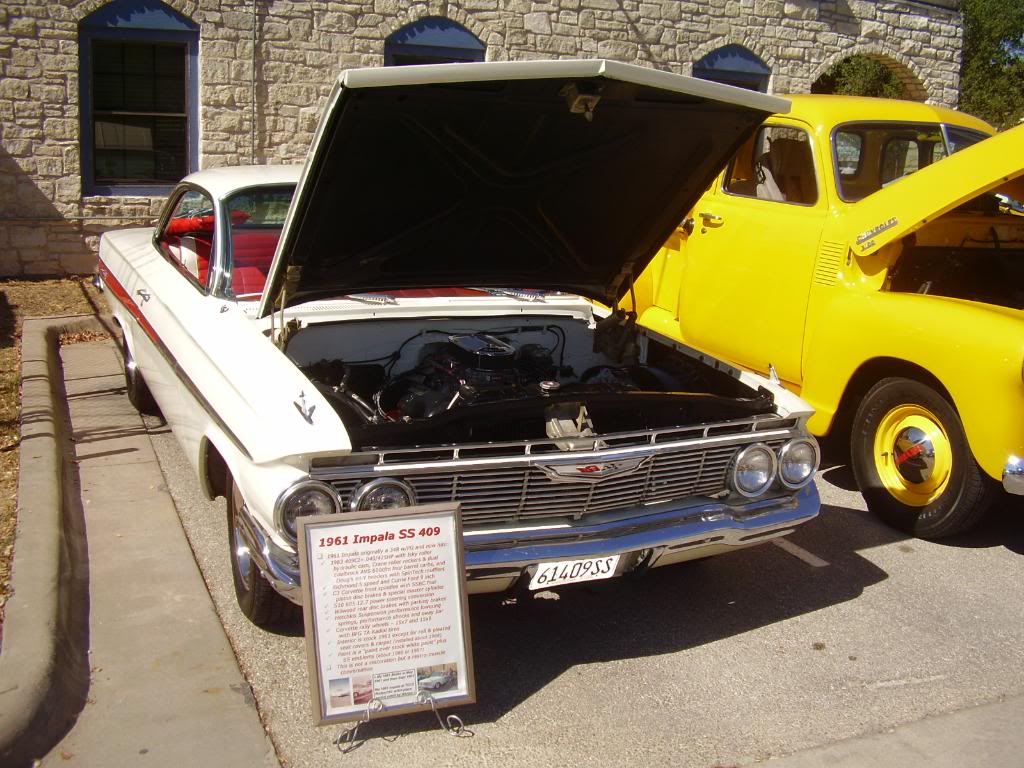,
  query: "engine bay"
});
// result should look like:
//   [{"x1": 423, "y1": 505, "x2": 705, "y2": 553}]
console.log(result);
[{"x1": 287, "y1": 312, "x2": 773, "y2": 449}]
